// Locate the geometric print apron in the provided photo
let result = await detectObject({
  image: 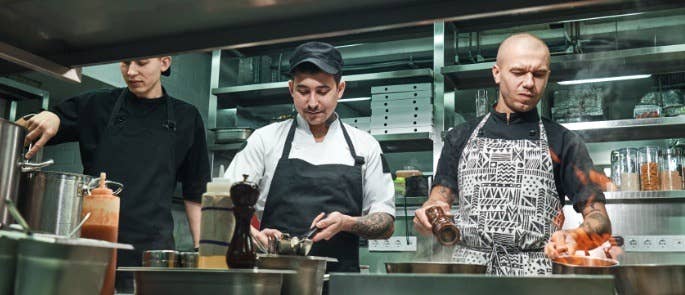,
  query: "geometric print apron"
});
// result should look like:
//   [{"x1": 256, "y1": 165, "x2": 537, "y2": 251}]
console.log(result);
[{"x1": 451, "y1": 113, "x2": 564, "y2": 276}]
